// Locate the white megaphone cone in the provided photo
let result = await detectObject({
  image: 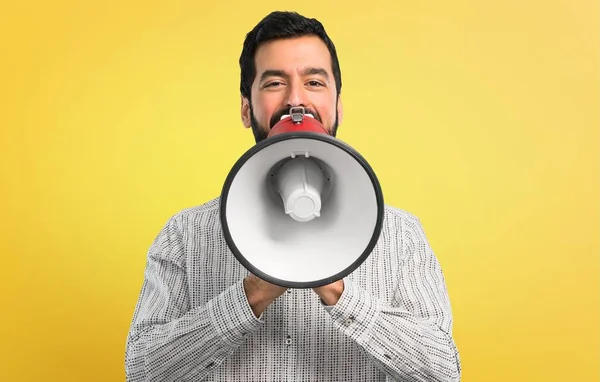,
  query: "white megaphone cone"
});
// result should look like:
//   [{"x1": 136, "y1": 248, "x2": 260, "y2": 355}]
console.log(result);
[{"x1": 220, "y1": 106, "x2": 384, "y2": 288}]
